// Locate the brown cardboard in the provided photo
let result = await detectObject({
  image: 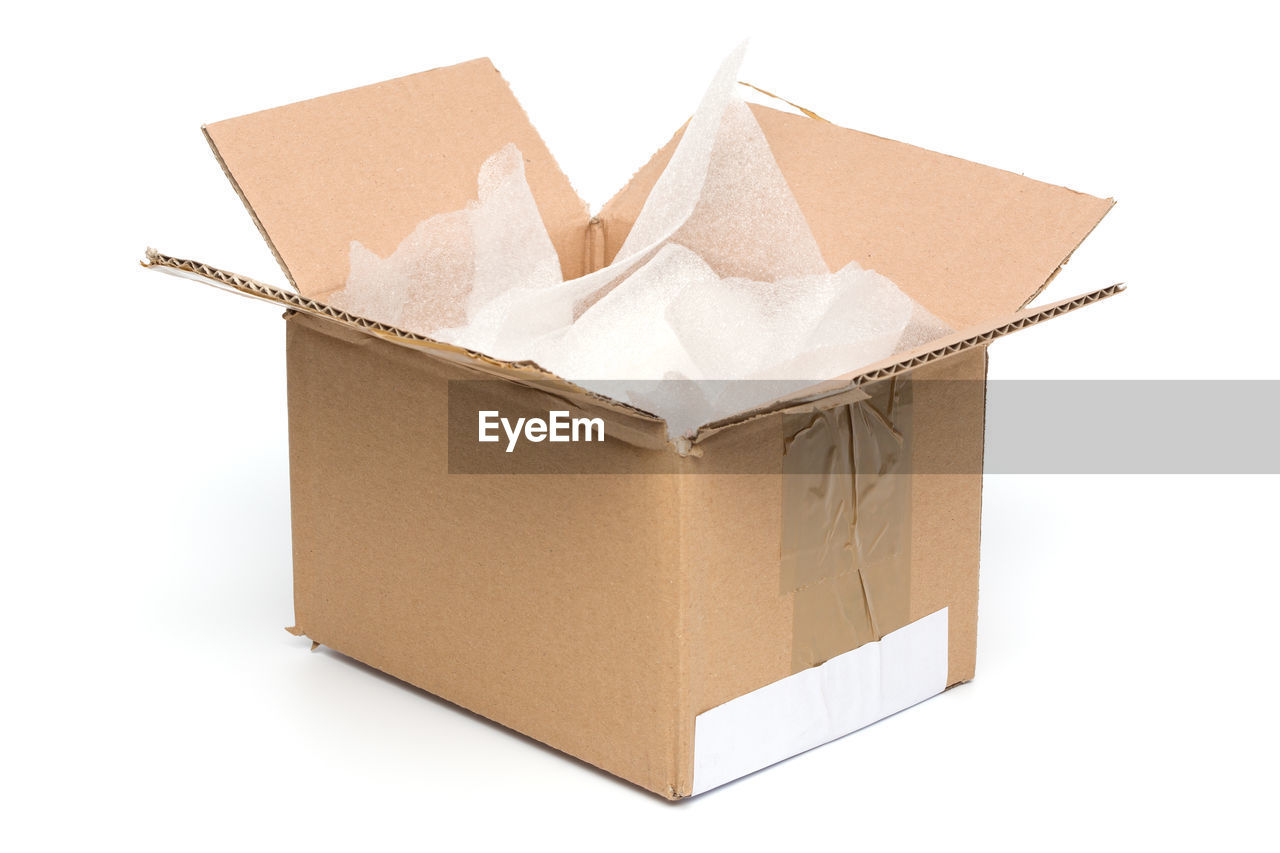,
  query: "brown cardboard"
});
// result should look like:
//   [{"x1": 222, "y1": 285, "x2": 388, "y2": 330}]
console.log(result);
[
  {"x1": 280, "y1": 314, "x2": 987, "y2": 795},
  {"x1": 145, "y1": 56, "x2": 1119, "y2": 799},
  {"x1": 285, "y1": 312, "x2": 687, "y2": 792},
  {"x1": 599, "y1": 103, "x2": 1114, "y2": 327},
  {"x1": 204, "y1": 59, "x2": 589, "y2": 296}
]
